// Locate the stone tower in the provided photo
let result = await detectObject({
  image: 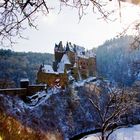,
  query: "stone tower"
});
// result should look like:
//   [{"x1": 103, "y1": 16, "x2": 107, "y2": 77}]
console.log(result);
[{"x1": 54, "y1": 41, "x2": 64, "y2": 63}]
